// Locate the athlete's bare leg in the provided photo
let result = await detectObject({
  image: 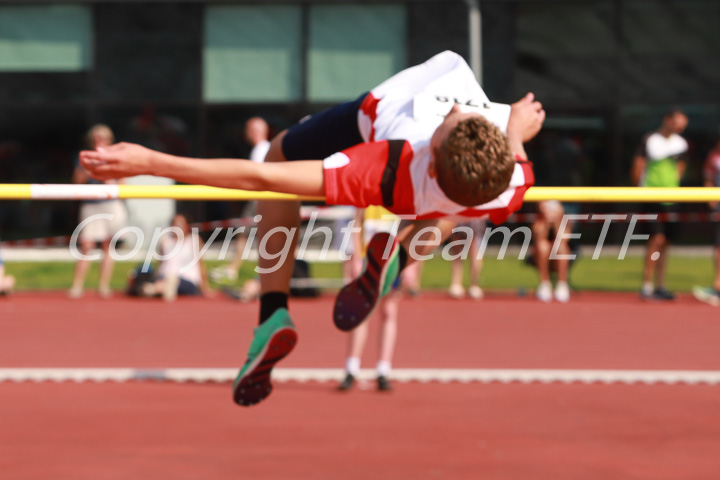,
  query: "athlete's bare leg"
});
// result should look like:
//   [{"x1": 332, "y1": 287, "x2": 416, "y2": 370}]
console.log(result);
[{"x1": 257, "y1": 130, "x2": 300, "y2": 294}]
